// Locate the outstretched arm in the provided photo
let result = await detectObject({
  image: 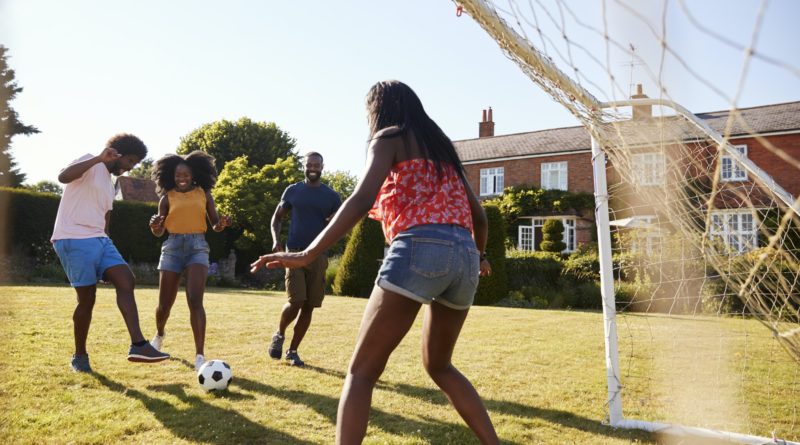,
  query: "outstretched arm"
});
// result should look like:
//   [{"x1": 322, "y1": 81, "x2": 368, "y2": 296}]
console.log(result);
[
  {"x1": 58, "y1": 147, "x2": 119, "y2": 184},
  {"x1": 252, "y1": 132, "x2": 398, "y2": 272}
]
